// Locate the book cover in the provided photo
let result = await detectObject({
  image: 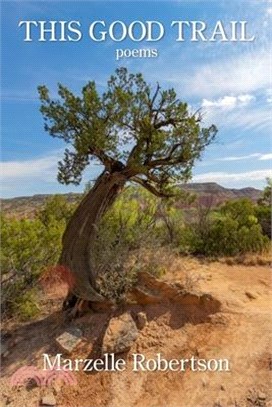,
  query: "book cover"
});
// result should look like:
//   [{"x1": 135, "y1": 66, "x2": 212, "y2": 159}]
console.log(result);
[{"x1": 1, "y1": 1, "x2": 271, "y2": 407}]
